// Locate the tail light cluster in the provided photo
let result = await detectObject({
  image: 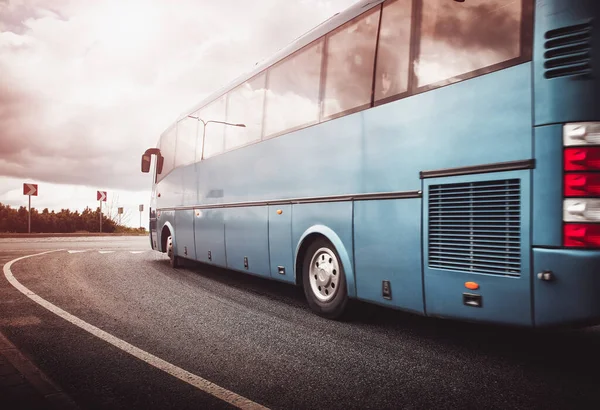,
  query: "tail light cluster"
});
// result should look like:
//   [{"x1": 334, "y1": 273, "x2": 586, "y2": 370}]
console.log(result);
[{"x1": 563, "y1": 123, "x2": 600, "y2": 248}]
